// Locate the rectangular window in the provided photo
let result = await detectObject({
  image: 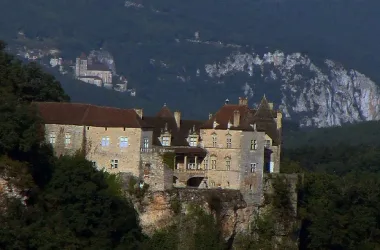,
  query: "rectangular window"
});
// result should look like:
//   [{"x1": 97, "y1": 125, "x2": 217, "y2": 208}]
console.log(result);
[
  {"x1": 250, "y1": 163, "x2": 257, "y2": 173},
  {"x1": 226, "y1": 160, "x2": 231, "y2": 171},
  {"x1": 211, "y1": 159, "x2": 217, "y2": 169},
  {"x1": 250, "y1": 140, "x2": 258, "y2": 150},
  {"x1": 212, "y1": 136, "x2": 217, "y2": 147},
  {"x1": 265, "y1": 140, "x2": 271, "y2": 148},
  {"x1": 111, "y1": 159, "x2": 118, "y2": 169},
  {"x1": 143, "y1": 138, "x2": 149, "y2": 148},
  {"x1": 189, "y1": 137, "x2": 197, "y2": 147},
  {"x1": 64, "y1": 133, "x2": 71, "y2": 146},
  {"x1": 119, "y1": 137, "x2": 129, "y2": 148},
  {"x1": 226, "y1": 137, "x2": 232, "y2": 148},
  {"x1": 101, "y1": 137, "x2": 110, "y2": 147},
  {"x1": 162, "y1": 136, "x2": 170, "y2": 146},
  {"x1": 49, "y1": 133, "x2": 56, "y2": 144},
  {"x1": 203, "y1": 158, "x2": 208, "y2": 170}
]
